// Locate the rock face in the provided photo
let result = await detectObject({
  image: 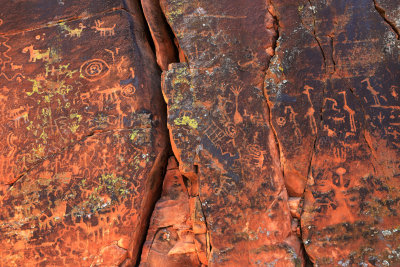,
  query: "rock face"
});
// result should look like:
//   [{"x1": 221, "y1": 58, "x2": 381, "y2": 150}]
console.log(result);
[
  {"x1": 1, "y1": 0, "x2": 400, "y2": 266},
  {"x1": 0, "y1": 1, "x2": 168, "y2": 266},
  {"x1": 264, "y1": 1, "x2": 400, "y2": 265}
]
